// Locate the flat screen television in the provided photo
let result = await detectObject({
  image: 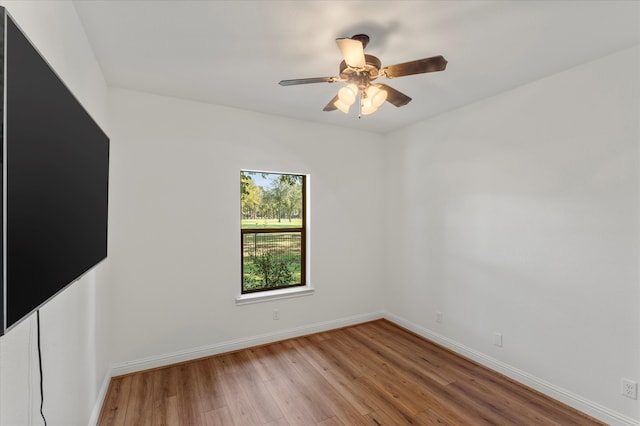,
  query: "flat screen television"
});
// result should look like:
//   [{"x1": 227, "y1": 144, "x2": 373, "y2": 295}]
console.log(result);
[{"x1": 1, "y1": 8, "x2": 110, "y2": 335}]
